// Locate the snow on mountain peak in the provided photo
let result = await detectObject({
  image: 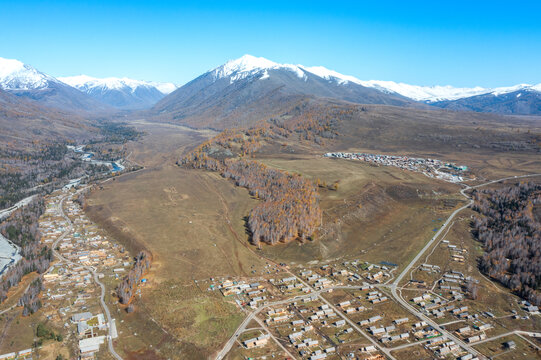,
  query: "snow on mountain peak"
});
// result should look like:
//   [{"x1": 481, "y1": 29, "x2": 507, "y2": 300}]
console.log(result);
[
  {"x1": 489, "y1": 84, "x2": 532, "y2": 96},
  {"x1": 58, "y1": 75, "x2": 177, "y2": 94},
  {"x1": 357, "y1": 81, "x2": 491, "y2": 102},
  {"x1": 0, "y1": 57, "x2": 58, "y2": 90},
  {"x1": 300, "y1": 65, "x2": 363, "y2": 85},
  {"x1": 212, "y1": 54, "x2": 306, "y2": 83},
  {"x1": 152, "y1": 82, "x2": 177, "y2": 94}
]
